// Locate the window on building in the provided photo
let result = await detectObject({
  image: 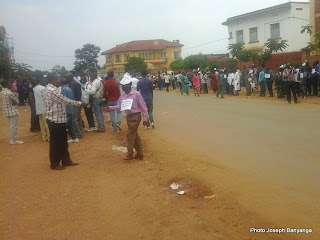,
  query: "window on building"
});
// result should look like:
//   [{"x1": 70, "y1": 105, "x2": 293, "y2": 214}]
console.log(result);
[
  {"x1": 138, "y1": 52, "x2": 152, "y2": 60},
  {"x1": 229, "y1": 32, "x2": 233, "y2": 39},
  {"x1": 236, "y1": 30, "x2": 244, "y2": 43},
  {"x1": 115, "y1": 55, "x2": 121, "y2": 62},
  {"x1": 160, "y1": 52, "x2": 167, "y2": 58},
  {"x1": 174, "y1": 51, "x2": 181, "y2": 59},
  {"x1": 124, "y1": 54, "x2": 130, "y2": 62},
  {"x1": 249, "y1": 27, "x2": 258, "y2": 42},
  {"x1": 270, "y1": 23, "x2": 280, "y2": 39}
]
